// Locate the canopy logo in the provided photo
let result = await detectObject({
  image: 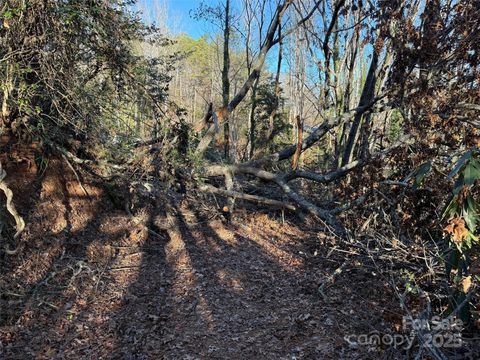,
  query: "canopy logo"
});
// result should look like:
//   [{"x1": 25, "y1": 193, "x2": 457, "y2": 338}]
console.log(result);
[{"x1": 344, "y1": 316, "x2": 463, "y2": 350}]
